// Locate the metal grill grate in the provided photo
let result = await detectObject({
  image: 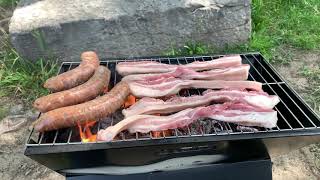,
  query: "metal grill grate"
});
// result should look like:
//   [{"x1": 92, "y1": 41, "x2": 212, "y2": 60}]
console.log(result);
[{"x1": 25, "y1": 52, "x2": 320, "y2": 154}]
